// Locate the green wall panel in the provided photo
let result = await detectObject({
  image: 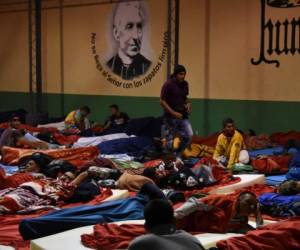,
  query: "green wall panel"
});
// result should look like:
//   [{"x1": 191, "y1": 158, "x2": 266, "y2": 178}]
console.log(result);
[{"x1": 0, "y1": 91, "x2": 298, "y2": 136}]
